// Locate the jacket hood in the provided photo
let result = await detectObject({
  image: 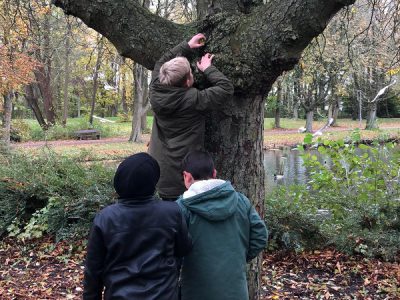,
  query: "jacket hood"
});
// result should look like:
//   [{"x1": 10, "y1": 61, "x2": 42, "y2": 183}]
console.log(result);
[
  {"x1": 150, "y1": 82, "x2": 189, "y2": 115},
  {"x1": 180, "y1": 180, "x2": 238, "y2": 221}
]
